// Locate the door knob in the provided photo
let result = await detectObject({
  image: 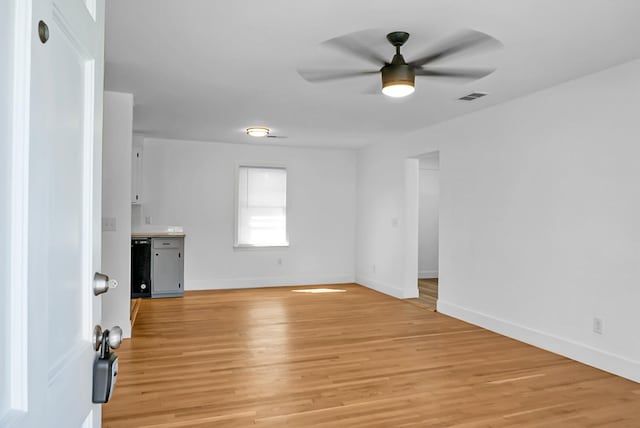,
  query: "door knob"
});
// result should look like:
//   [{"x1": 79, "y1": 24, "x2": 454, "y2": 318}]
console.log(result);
[
  {"x1": 107, "y1": 326, "x2": 123, "y2": 349},
  {"x1": 93, "y1": 325, "x2": 103, "y2": 351},
  {"x1": 93, "y1": 325, "x2": 123, "y2": 351}
]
